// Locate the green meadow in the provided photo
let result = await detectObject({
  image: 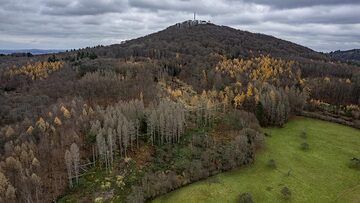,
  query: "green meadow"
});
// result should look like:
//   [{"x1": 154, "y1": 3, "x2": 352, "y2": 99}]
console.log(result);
[{"x1": 154, "y1": 117, "x2": 360, "y2": 203}]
